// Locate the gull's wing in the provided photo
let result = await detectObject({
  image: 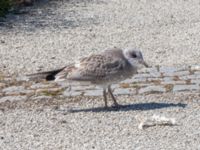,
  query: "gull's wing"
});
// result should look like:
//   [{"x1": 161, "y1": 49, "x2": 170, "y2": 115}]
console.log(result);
[{"x1": 55, "y1": 54, "x2": 126, "y2": 82}]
